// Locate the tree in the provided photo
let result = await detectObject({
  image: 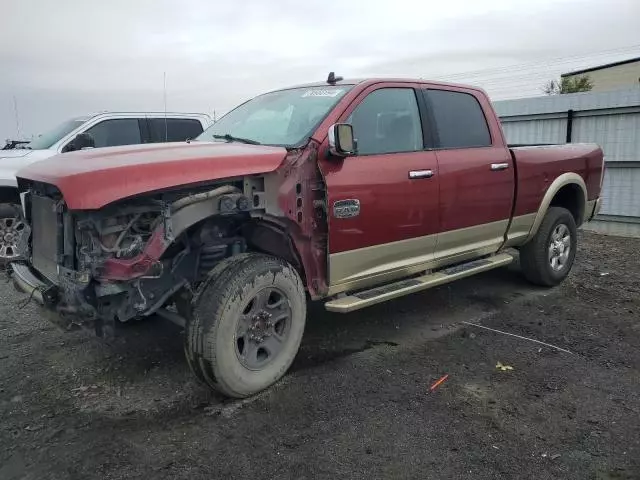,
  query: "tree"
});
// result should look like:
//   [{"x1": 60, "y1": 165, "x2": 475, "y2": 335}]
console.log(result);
[{"x1": 543, "y1": 75, "x2": 593, "y2": 95}]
